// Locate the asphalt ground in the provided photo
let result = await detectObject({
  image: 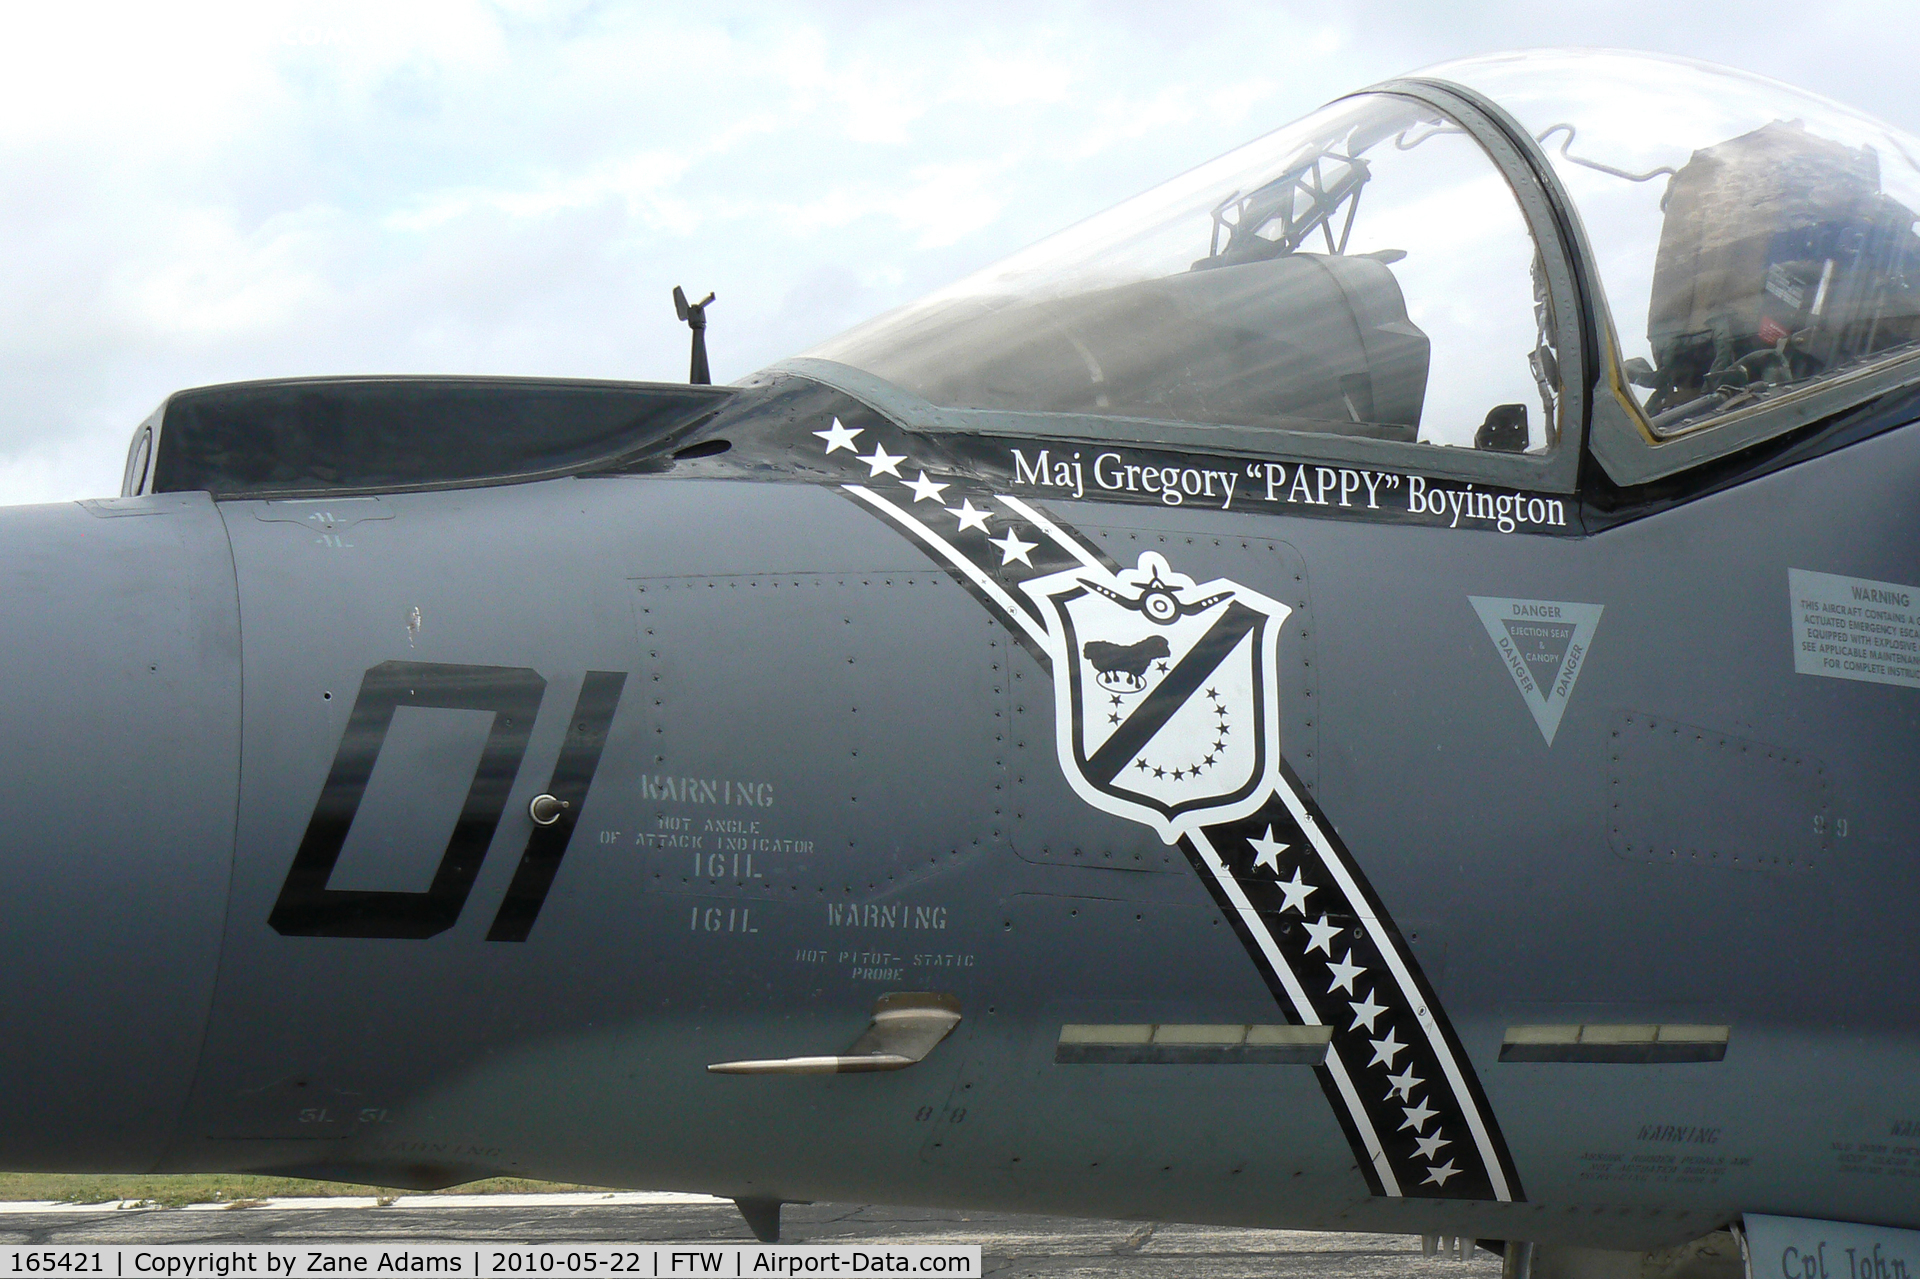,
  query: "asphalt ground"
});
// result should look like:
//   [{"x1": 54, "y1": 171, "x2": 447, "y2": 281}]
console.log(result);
[{"x1": 0, "y1": 1195, "x2": 1504, "y2": 1279}]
